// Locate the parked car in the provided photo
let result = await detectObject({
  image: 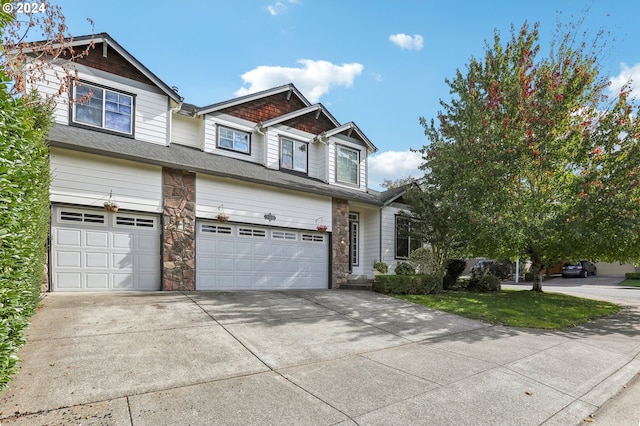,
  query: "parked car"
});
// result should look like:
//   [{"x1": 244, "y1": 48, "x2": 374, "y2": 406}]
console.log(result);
[
  {"x1": 470, "y1": 259, "x2": 512, "y2": 280},
  {"x1": 562, "y1": 260, "x2": 597, "y2": 278}
]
